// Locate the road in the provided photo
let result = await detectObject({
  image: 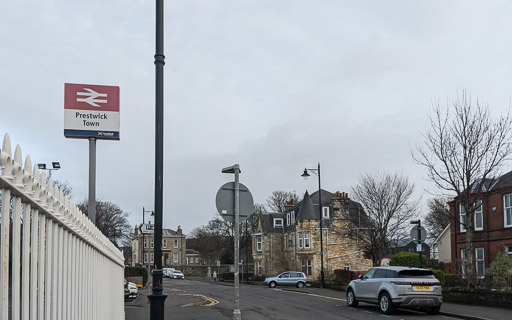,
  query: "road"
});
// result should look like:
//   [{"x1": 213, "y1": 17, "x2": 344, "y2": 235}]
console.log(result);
[{"x1": 125, "y1": 277, "x2": 507, "y2": 320}]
